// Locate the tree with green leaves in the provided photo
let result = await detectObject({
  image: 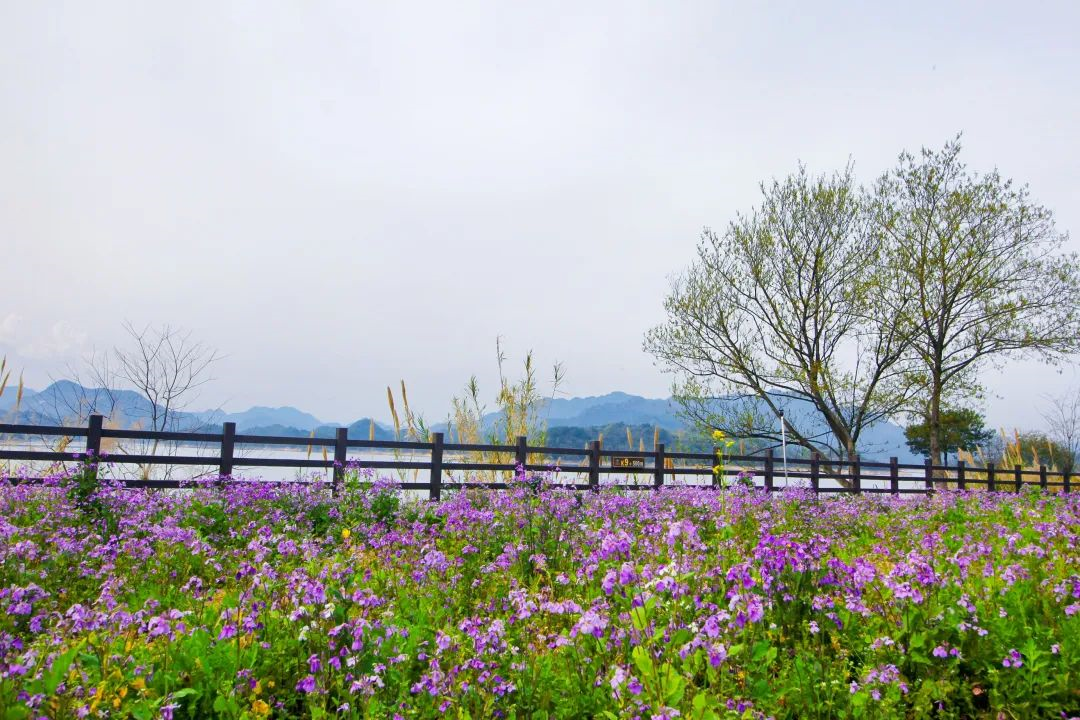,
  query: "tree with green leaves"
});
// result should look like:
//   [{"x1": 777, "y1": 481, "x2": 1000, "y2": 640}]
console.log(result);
[
  {"x1": 873, "y1": 137, "x2": 1080, "y2": 469},
  {"x1": 903, "y1": 407, "x2": 994, "y2": 464},
  {"x1": 644, "y1": 166, "x2": 916, "y2": 471},
  {"x1": 1012, "y1": 431, "x2": 1075, "y2": 476}
]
